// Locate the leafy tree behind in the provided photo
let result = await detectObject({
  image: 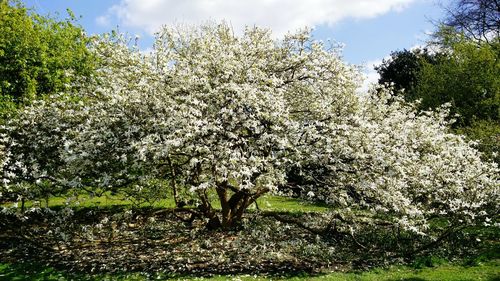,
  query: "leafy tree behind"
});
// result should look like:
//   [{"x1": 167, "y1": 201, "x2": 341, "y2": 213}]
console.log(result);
[
  {"x1": 441, "y1": 0, "x2": 500, "y2": 43},
  {"x1": 375, "y1": 48, "x2": 439, "y2": 97},
  {"x1": 377, "y1": 0, "x2": 500, "y2": 163},
  {"x1": 415, "y1": 38, "x2": 499, "y2": 127},
  {"x1": 0, "y1": 0, "x2": 96, "y2": 116}
]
